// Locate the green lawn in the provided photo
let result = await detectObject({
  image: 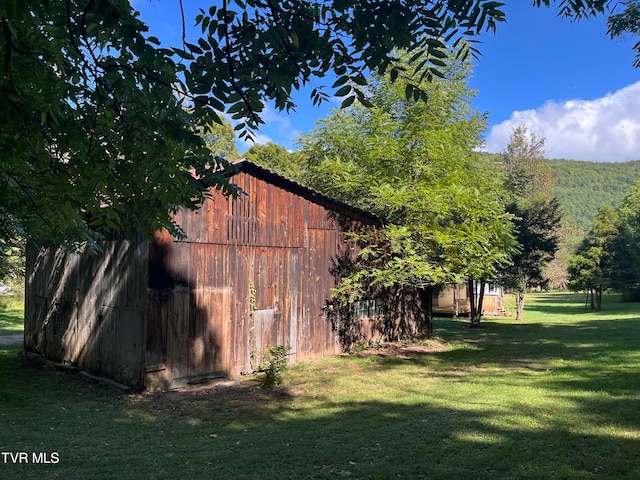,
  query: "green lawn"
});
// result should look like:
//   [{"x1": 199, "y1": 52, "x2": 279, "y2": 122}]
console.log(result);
[
  {"x1": 0, "y1": 289, "x2": 24, "y2": 335},
  {"x1": 1, "y1": 291, "x2": 640, "y2": 479}
]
